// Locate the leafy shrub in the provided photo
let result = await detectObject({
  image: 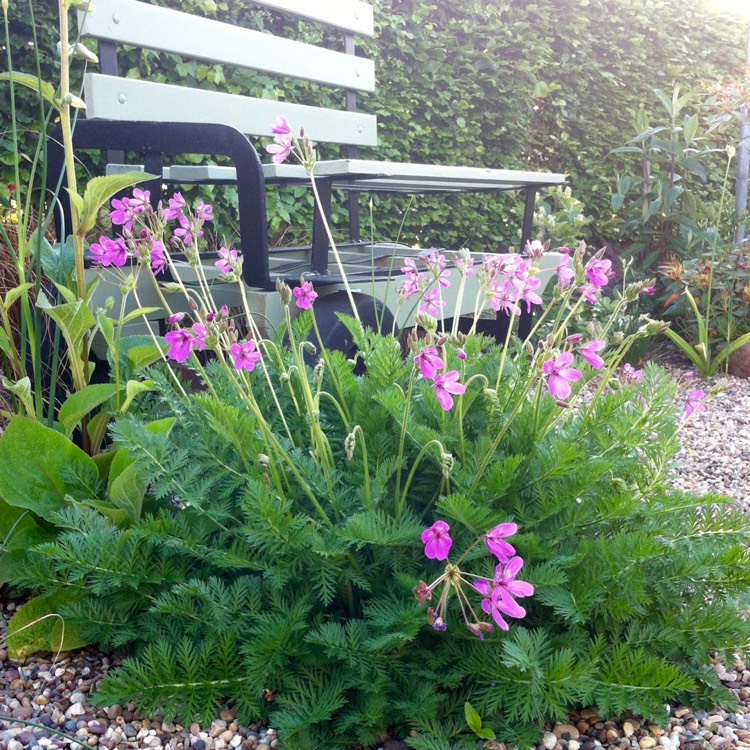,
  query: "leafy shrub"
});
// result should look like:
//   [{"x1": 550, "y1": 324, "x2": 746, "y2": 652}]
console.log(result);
[{"x1": 4, "y1": 197, "x2": 750, "y2": 747}]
